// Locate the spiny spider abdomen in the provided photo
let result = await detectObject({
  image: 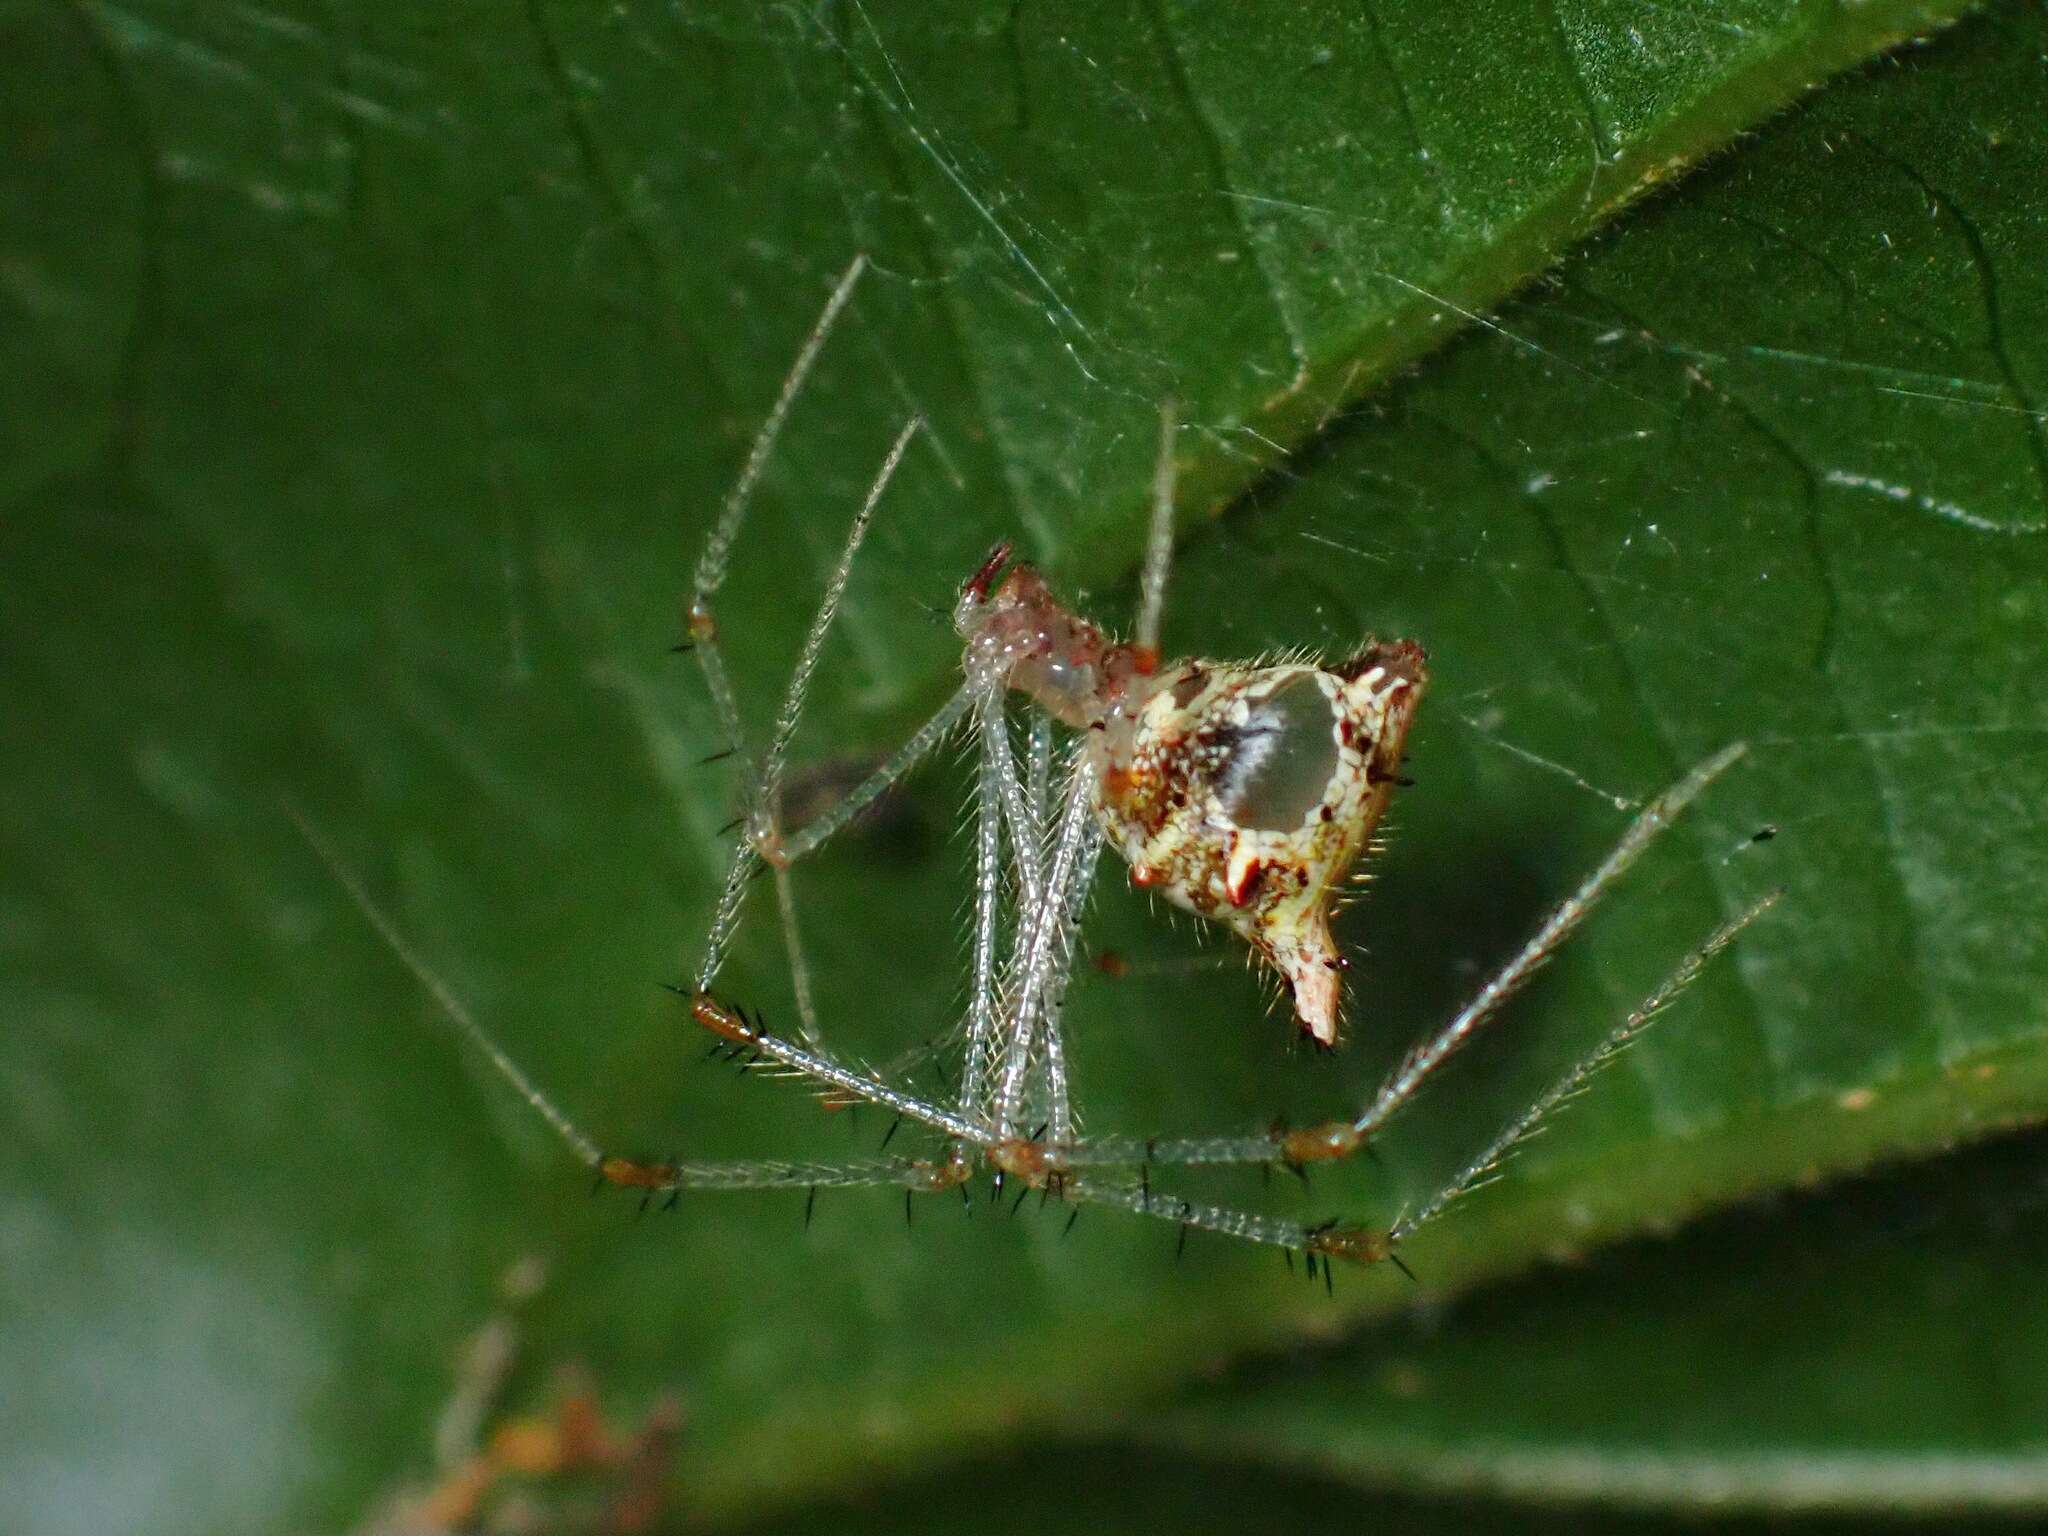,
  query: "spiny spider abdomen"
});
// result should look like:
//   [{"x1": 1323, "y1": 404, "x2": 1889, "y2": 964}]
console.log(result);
[
  {"x1": 1107, "y1": 644, "x2": 1426, "y2": 1045},
  {"x1": 956, "y1": 543, "x2": 1426, "y2": 1045}
]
